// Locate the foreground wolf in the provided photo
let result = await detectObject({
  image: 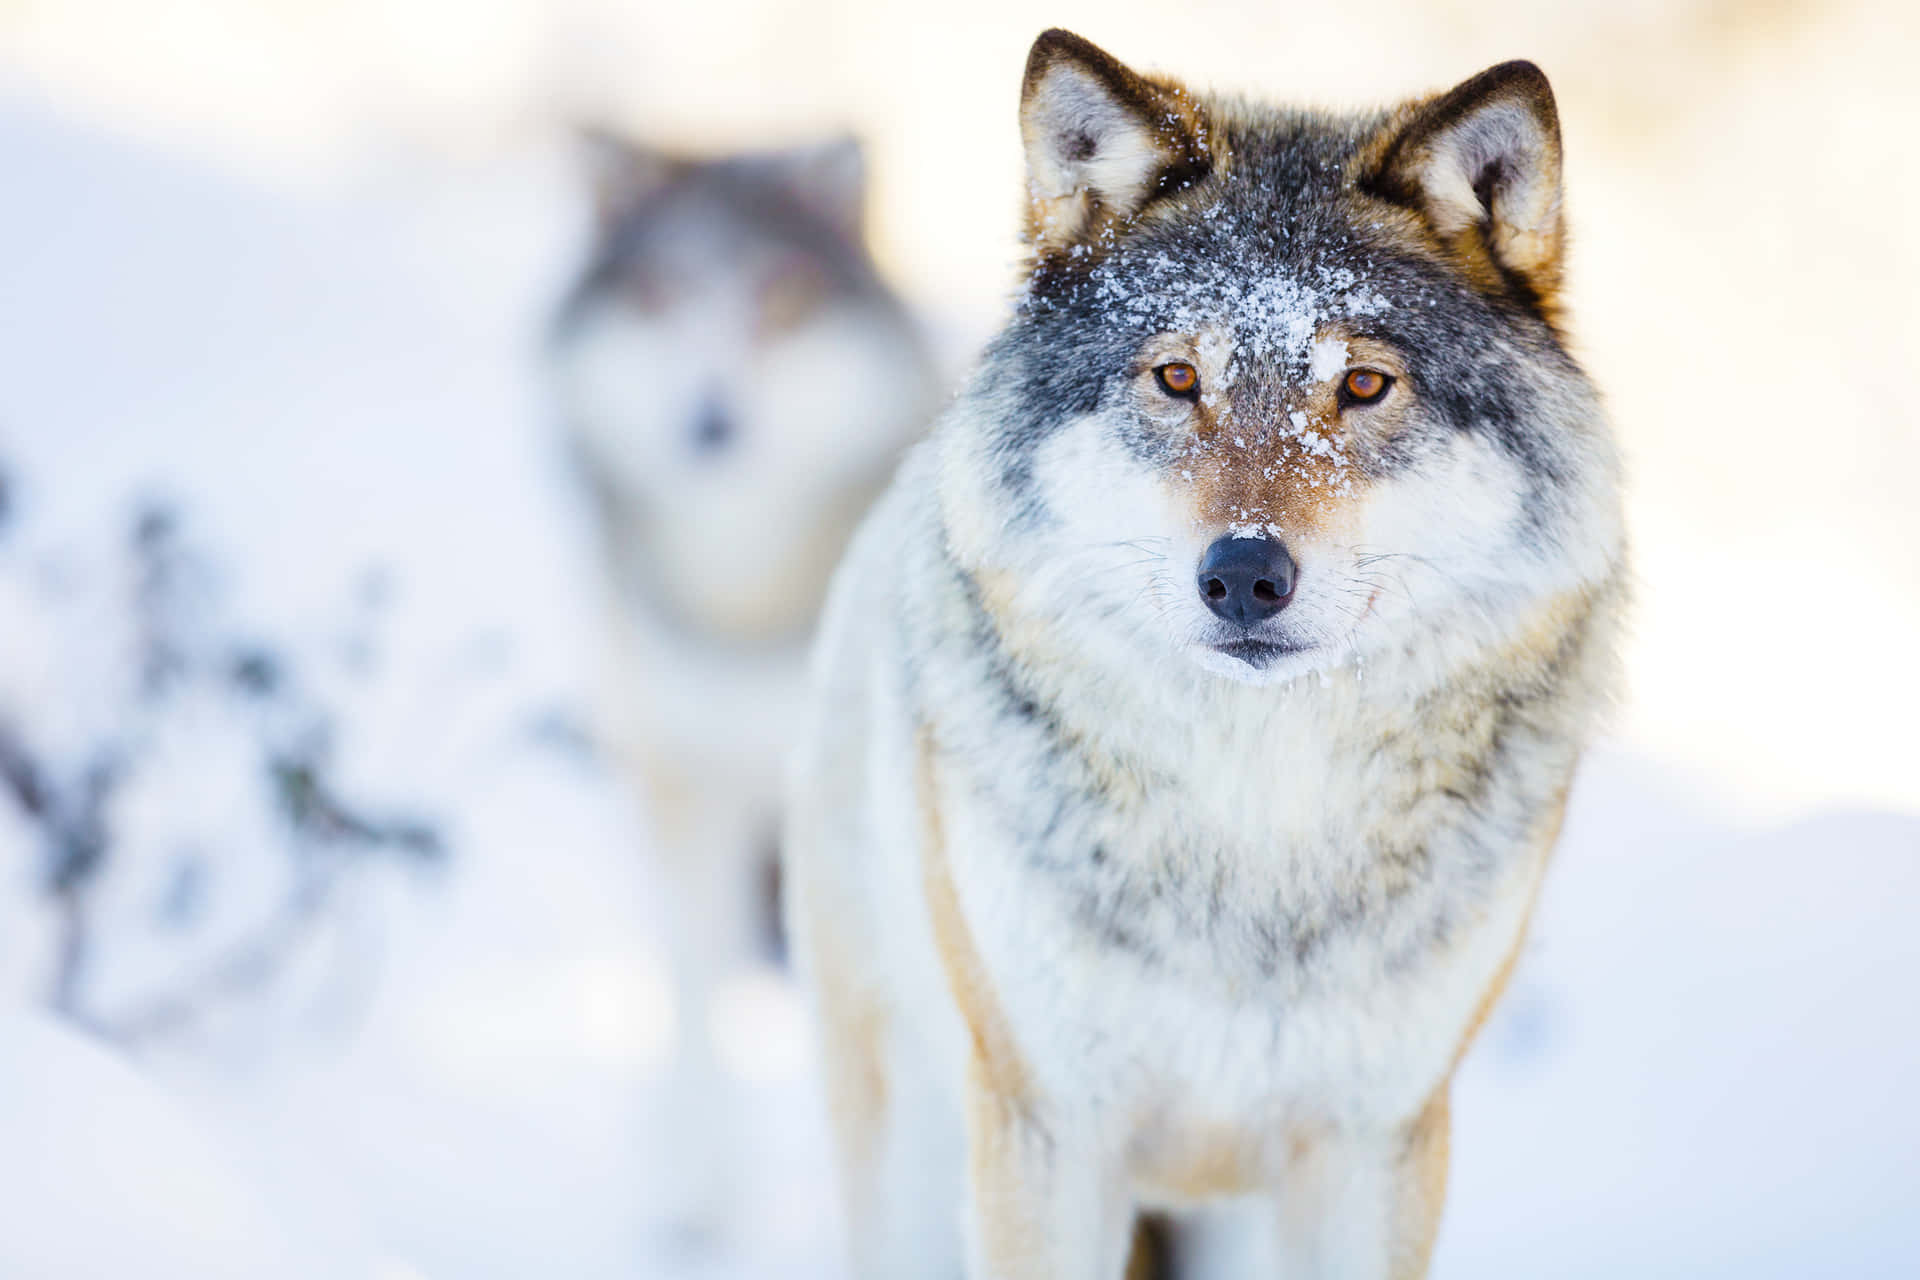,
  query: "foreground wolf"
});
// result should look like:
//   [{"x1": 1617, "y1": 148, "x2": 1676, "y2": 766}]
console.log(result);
[
  {"x1": 786, "y1": 30, "x2": 1625, "y2": 1278},
  {"x1": 548, "y1": 132, "x2": 939, "y2": 1240}
]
